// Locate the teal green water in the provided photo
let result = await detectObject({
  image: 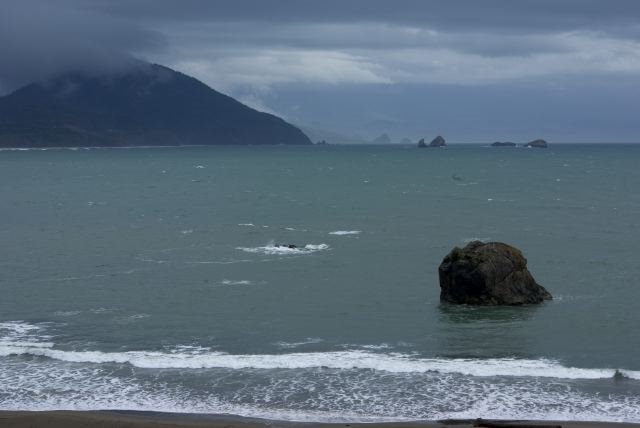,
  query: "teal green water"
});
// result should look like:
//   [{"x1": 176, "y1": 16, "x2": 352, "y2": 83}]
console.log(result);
[{"x1": 1, "y1": 144, "x2": 639, "y2": 421}]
